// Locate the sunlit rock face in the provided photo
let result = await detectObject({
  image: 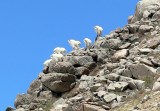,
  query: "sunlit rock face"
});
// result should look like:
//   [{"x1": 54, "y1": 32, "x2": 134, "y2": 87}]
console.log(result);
[{"x1": 131, "y1": 0, "x2": 160, "y2": 23}]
